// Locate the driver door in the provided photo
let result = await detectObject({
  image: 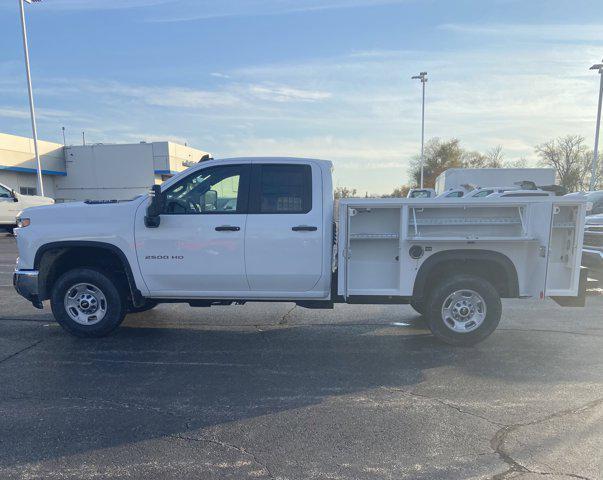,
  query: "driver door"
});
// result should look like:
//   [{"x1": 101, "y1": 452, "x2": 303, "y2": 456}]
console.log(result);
[{"x1": 135, "y1": 163, "x2": 251, "y2": 296}]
